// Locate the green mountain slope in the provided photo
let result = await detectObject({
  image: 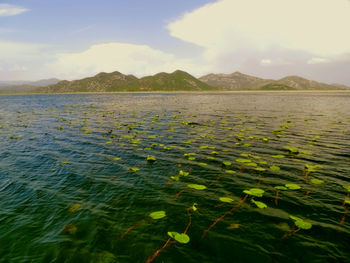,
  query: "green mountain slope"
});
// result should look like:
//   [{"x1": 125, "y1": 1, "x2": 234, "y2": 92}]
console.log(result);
[
  {"x1": 37, "y1": 70, "x2": 216, "y2": 93},
  {"x1": 199, "y1": 72, "x2": 349, "y2": 90}
]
